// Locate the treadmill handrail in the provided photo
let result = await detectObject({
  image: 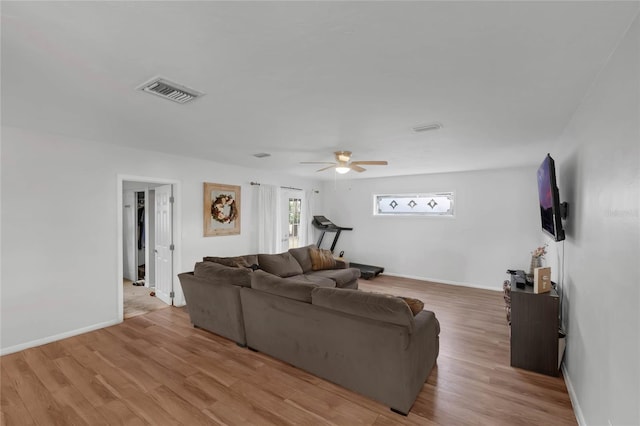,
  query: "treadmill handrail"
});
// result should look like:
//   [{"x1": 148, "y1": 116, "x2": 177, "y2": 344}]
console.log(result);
[{"x1": 312, "y1": 215, "x2": 353, "y2": 231}]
